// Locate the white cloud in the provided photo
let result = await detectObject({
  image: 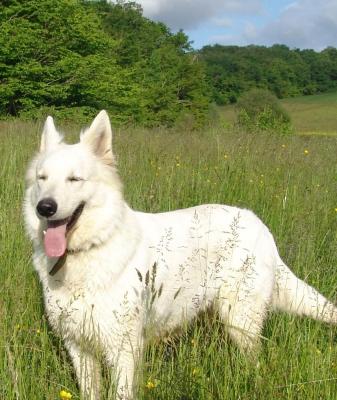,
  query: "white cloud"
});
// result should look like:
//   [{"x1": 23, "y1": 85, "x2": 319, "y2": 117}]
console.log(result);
[
  {"x1": 213, "y1": 17, "x2": 233, "y2": 28},
  {"x1": 252, "y1": 0, "x2": 337, "y2": 49},
  {"x1": 243, "y1": 0, "x2": 337, "y2": 49},
  {"x1": 120, "y1": 0, "x2": 337, "y2": 50},
  {"x1": 137, "y1": 0, "x2": 263, "y2": 30}
]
